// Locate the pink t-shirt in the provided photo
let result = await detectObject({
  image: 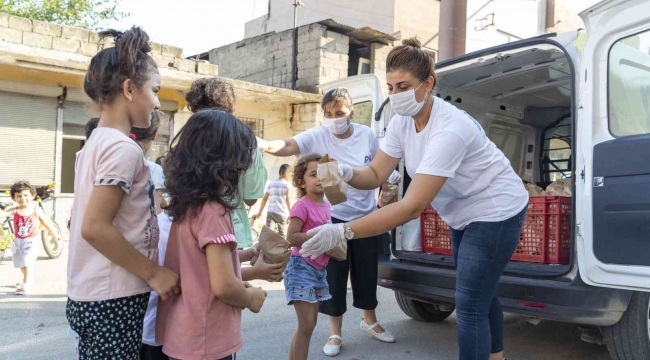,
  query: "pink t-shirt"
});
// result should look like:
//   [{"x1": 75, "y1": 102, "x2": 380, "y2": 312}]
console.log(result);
[
  {"x1": 67, "y1": 127, "x2": 159, "y2": 302},
  {"x1": 290, "y1": 196, "x2": 331, "y2": 270},
  {"x1": 156, "y1": 202, "x2": 242, "y2": 360}
]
